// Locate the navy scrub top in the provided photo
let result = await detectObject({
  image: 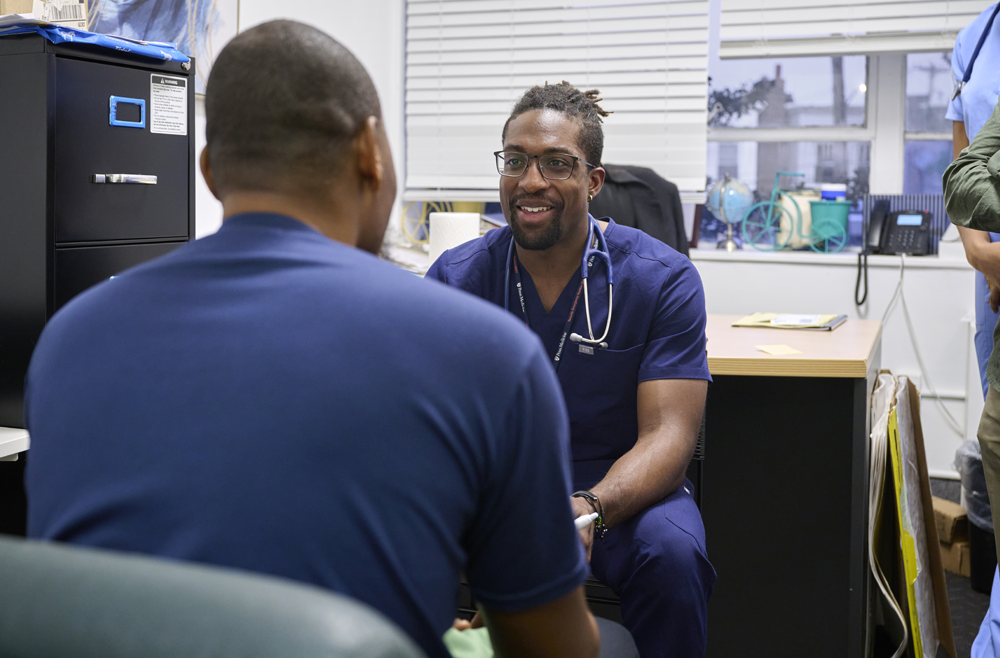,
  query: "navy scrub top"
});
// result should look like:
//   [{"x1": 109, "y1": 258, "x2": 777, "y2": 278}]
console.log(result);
[{"x1": 426, "y1": 218, "x2": 712, "y2": 490}]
